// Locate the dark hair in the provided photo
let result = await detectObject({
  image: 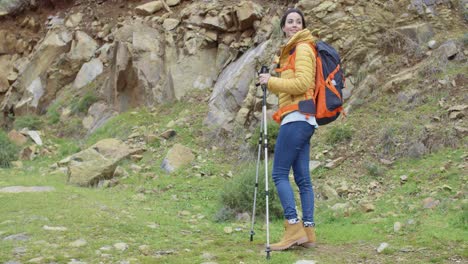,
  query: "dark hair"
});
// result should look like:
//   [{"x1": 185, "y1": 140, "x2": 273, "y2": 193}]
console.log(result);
[{"x1": 280, "y1": 8, "x2": 306, "y2": 29}]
